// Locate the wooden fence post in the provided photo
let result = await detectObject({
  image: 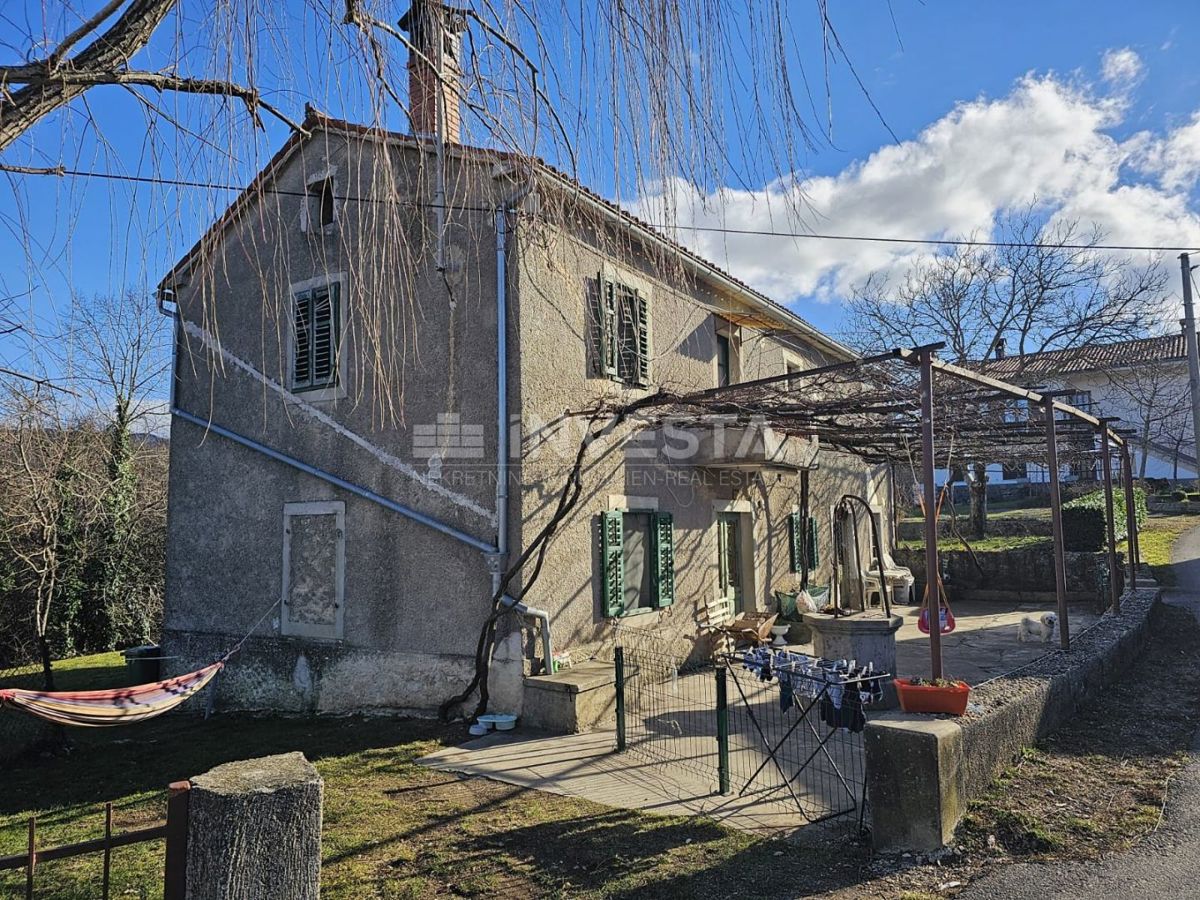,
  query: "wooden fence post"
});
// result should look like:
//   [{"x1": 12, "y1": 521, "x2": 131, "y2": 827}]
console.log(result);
[{"x1": 163, "y1": 781, "x2": 191, "y2": 900}]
